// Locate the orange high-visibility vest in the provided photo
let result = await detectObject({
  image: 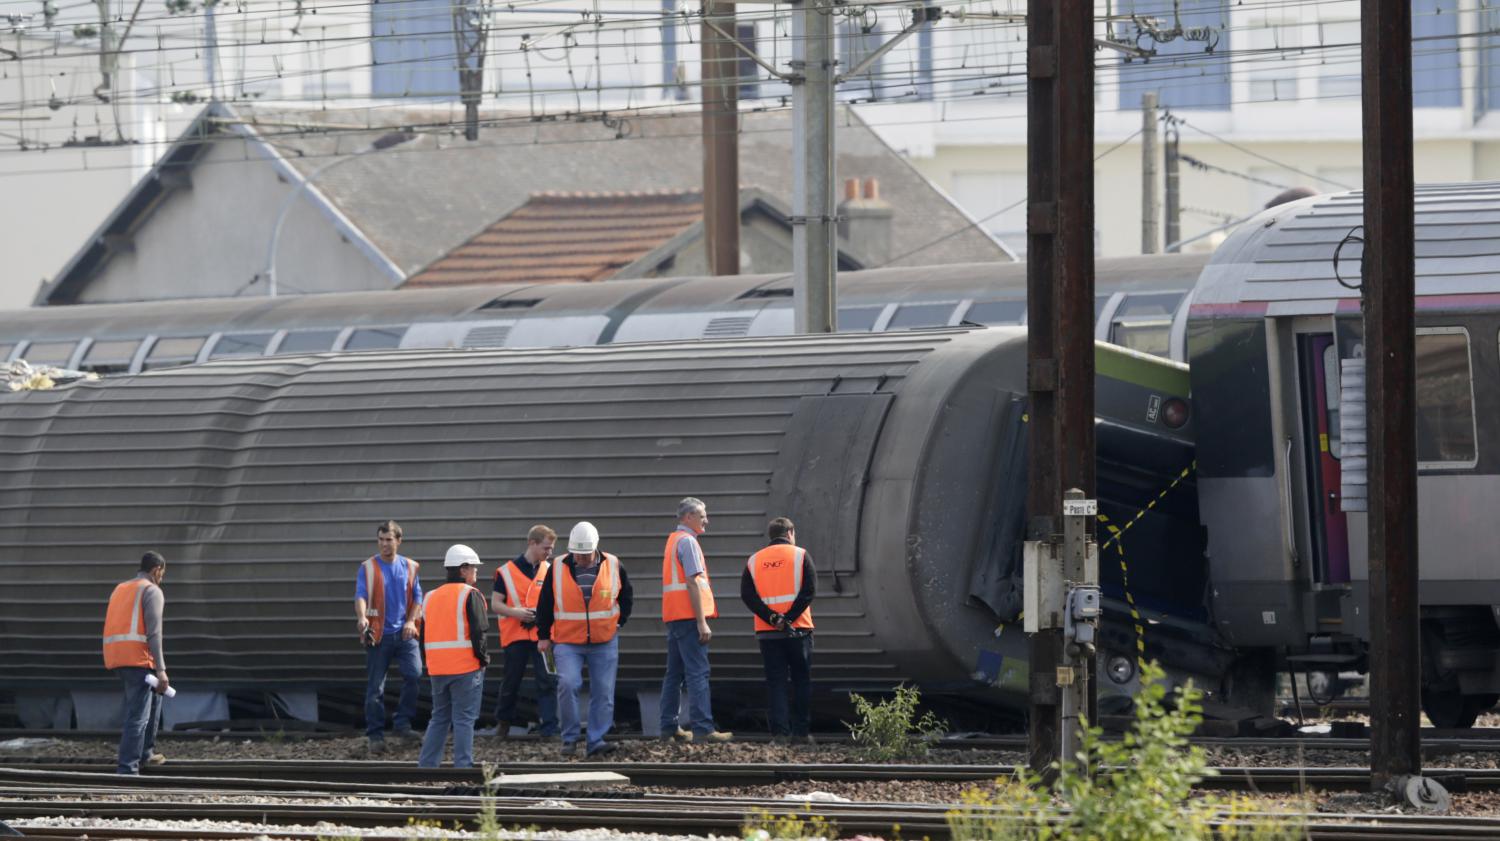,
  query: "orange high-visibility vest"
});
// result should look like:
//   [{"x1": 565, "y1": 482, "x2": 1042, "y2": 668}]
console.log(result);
[
  {"x1": 497, "y1": 559, "x2": 549, "y2": 647},
  {"x1": 747, "y1": 544, "x2": 814, "y2": 633},
  {"x1": 661, "y1": 530, "x2": 717, "y2": 622},
  {"x1": 361, "y1": 556, "x2": 420, "y2": 644},
  {"x1": 423, "y1": 583, "x2": 483, "y2": 675},
  {"x1": 550, "y1": 554, "x2": 621, "y2": 645},
  {"x1": 102, "y1": 578, "x2": 156, "y2": 670}
]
